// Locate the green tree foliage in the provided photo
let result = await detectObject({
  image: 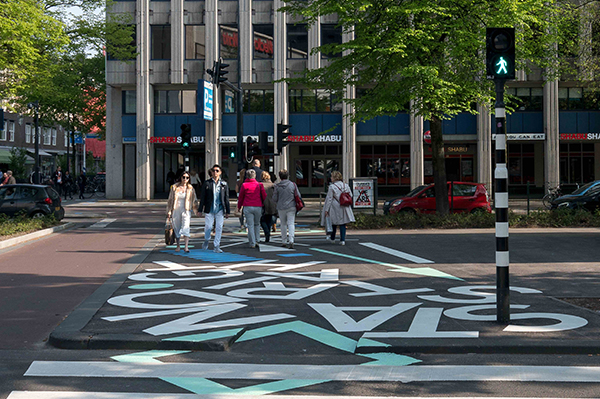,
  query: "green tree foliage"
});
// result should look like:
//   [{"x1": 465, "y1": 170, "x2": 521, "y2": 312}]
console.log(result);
[
  {"x1": 282, "y1": 0, "x2": 577, "y2": 214},
  {"x1": 9, "y1": 147, "x2": 29, "y2": 180}
]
